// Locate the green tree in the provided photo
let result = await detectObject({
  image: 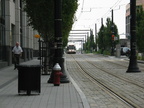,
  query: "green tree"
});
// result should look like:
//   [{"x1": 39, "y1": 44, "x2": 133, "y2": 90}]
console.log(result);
[
  {"x1": 22, "y1": 0, "x2": 78, "y2": 46},
  {"x1": 95, "y1": 34, "x2": 98, "y2": 52},
  {"x1": 62, "y1": 0, "x2": 78, "y2": 47},
  {"x1": 86, "y1": 36, "x2": 90, "y2": 52},
  {"x1": 98, "y1": 24, "x2": 104, "y2": 54},
  {"x1": 89, "y1": 29, "x2": 95, "y2": 52},
  {"x1": 98, "y1": 18, "x2": 119, "y2": 54},
  {"x1": 22, "y1": 0, "x2": 78, "y2": 72},
  {"x1": 84, "y1": 29, "x2": 96, "y2": 53},
  {"x1": 136, "y1": 6, "x2": 144, "y2": 53}
]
